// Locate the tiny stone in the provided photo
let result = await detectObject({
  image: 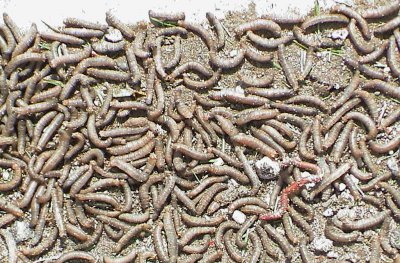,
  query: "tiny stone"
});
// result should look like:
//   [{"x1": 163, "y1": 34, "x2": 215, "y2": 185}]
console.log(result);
[
  {"x1": 390, "y1": 225, "x2": 400, "y2": 249},
  {"x1": 105, "y1": 28, "x2": 123, "y2": 42},
  {"x1": 2, "y1": 170, "x2": 10, "y2": 181},
  {"x1": 229, "y1": 50, "x2": 238, "y2": 57},
  {"x1": 255, "y1": 157, "x2": 281, "y2": 180},
  {"x1": 232, "y1": 210, "x2": 246, "y2": 224},
  {"x1": 213, "y1": 158, "x2": 224, "y2": 166},
  {"x1": 338, "y1": 183, "x2": 347, "y2": 191},
  {"x1": 13, "y1": 221, "x2": 32, "y2": 242},
  {"x1": 330, "y1": 29, "x2": 348, "y2": 40},
  {"x1": 112, "y1": 86, "x2": 135, "y2": 98},
  {"x1": 323, "y1": 208, "x2": 334, "y2": 217},
  {"x1": 387, "y1": 158, "x2": 399, "y2": 175},
  {"x1": 229, "y1": 179, "x2": 239, "y2": 186},
  {"x1": 312, "y1": 236, "x2": 333, "y2": 252},
  {"x1": 327, "y1": 251, "x2": 339, "y2": 258}
]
